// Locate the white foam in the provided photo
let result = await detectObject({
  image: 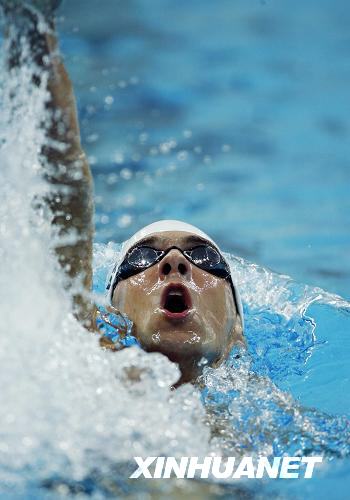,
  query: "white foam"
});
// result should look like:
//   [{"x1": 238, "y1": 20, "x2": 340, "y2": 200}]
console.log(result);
[{"x1": 0, "y1": 38, "x2": 210, "y2": 492}]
